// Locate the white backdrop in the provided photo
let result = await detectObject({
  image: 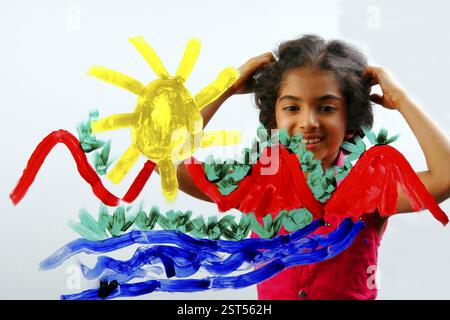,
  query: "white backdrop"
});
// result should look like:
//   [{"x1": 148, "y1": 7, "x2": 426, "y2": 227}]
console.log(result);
[{"x1": 1, "y1": 0, "x2": 449, "y2": 299}]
